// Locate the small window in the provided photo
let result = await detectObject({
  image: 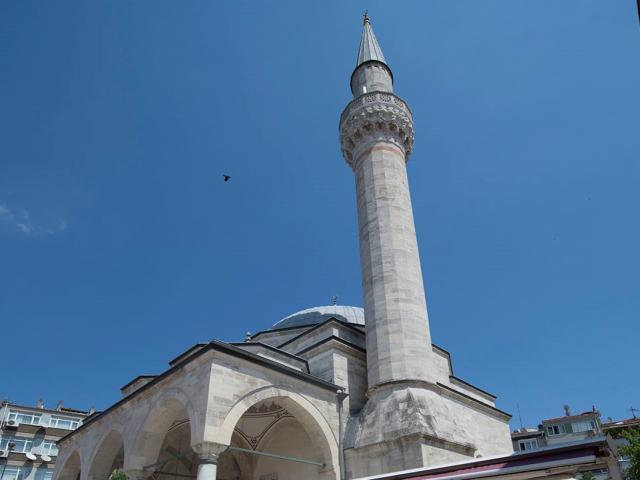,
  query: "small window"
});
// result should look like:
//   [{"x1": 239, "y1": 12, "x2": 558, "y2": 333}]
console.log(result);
[
  {"x1": 518, "y1": 439, "x2": 538, "y2": 451},
  {"x1": 8, "y1": 411, "x2": 41, "y2": 426},
  {"x1": 0, "y1": 437, "x2": 33, "y2": 453},
  {"x1": 547, "y1": 425, "x2": 562, "y2": 435},
  {"x1": 49, "y1": 416, "x2": 80, "y2": 430},
  {"x1": 35, "y1": 470, "x2": 54, "y2": 480},
  {"x1": 0, "y1": 468, "x2": 24, "y2": 480},
  {"x1": 572, "y1": 421, "x2": 597, "y2": 433},
  {"x1": 42, "y1": 441, "x2": 59, "y2": 456}
]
